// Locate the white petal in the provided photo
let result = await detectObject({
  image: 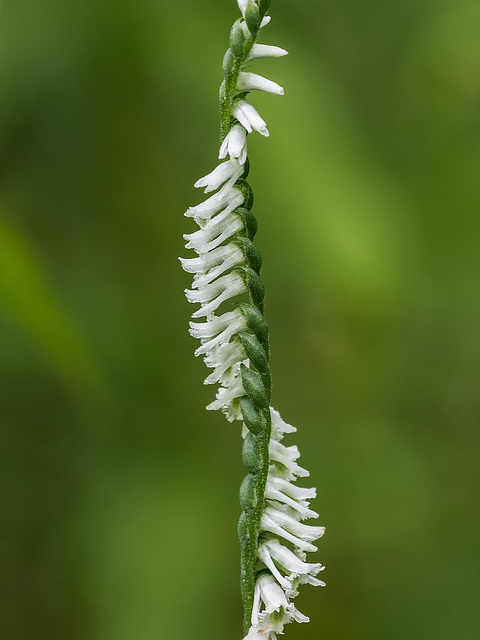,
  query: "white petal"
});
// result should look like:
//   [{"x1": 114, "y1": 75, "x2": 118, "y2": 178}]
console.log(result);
[
  {"x1": 189, "y1": 309, "x2": 243, "y2": 340},
  {"x1": 186, "y1": 272, "x2": 246, "y2": 318},
  {"x1": 192, "y1": 313, "x2": 247, "y2": 356},
  {"x1": 265, "y1": 489, "x2": 319, "y2": 520},
  {"x1": 260, "y1": 513, "x2": 318, "y2": 553},
  {"x1": 185, "y1": 184, "x2": 244, "y2": 221},
  {"x1": 247, "y1": 44, "x2": 288, "y2": 61},
  {"x1": 233, "y1": 100, "x2": 269, "y2": 137},
  {"x1": 194, "y1": 159, "x2": 243, "y2": 194},
  {"x1": 267, "y1": 476, "x2": 316, "y2": 502},
  {"x1": 184, "y1": 211, "x2": 243, "y2": 253},
  {"x1": 264, "y1": 506, "x2": 325, "y2": 543},
  {"x1": 219, "y1": 124, "x2": 248, "y2": 165},
  {"x1": 257, "y1": 545, "x2": 291, "y2": 590},
  {"x1": 204, "y1": 341, "x2": 246, "y2": 384},
  {"x1": 206, "y1": 374, "x2": 245, "y2": 411},
  {"x1": 192, "y1": 245, "x2": 244, "y2": 288},
  {"x1": 297, "y1": 574, "x2": 326, "y2": 587},
  {"x1": 258, "y1": 573, "x2": 289, "y2": 613},
  {"x1": 263, "y1": 538, "x2": 325, "y2": 578},
  {"x1": 261, "y1": 16, "x2": 271, "y2": 28},
  {"x1": 237, "y1": 72, "x2": 284, "y2": 95},
  {"x1": 237, "y1": 0, "x2": 248, "y2": 17},
  {"x1": 269, "y1": 440, "x2": 309, "y2": 480},
  {"x1": 243, "y1": 626, "x2": 275, "y2": 640},
  {"x1": 270, "y1": 407, "x2": 297, "y2": 437},
  {"x1": 181, "y1": 243, "x2": 243, "y2": 280}
]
